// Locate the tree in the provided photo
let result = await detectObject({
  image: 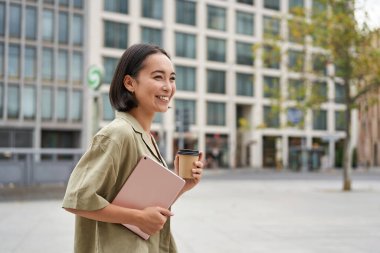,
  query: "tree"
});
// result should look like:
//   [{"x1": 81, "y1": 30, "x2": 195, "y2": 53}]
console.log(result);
[{"x1": 287, "y1": 0, "x2": 380, "y2": 191}]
